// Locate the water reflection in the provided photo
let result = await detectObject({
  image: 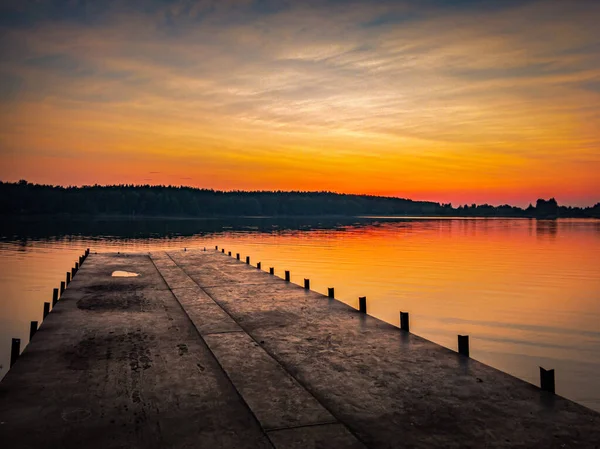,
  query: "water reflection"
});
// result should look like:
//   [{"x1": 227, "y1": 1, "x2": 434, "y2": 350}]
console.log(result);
[
  {"x1": 536, "y1": 220, "x2": 558, "y2": 239},
  {"x1": 0, "y1": 217, "x2": 599, "y2": 413},
  {"x1": 0, "y1": 216, "x2": 377, "y2": 241}
]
